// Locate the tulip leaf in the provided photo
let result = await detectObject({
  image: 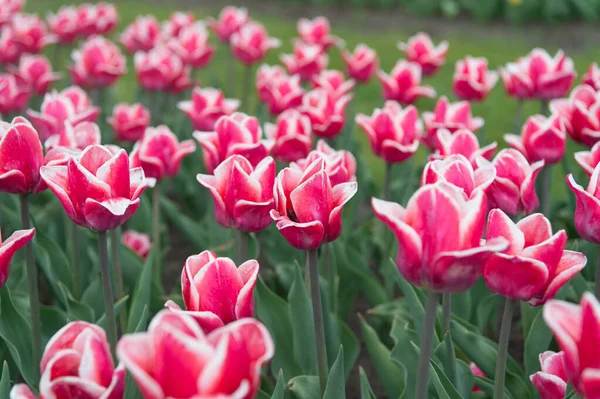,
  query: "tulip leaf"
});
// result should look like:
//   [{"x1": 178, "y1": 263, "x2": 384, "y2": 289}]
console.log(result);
[
  {"x1": 0, "y1": 361, "x2": 10, "y2": 398},
  {"x1": 359, "y1": 366, "x2": 377, "y2": 399},
  {"x1": 433, "y1": 332, "x2": 457, "y2": 387},
  {"x1": 124, "y1": 372, "x2": 143, "y2": 399},
  {"x1": 96, "y1": 296, "x2": 129, "y2": 331},
  {"x1": 271, "y1": 370, "x2": 285, "y2": 399},
  {"x1": 134, "y1": 306, "x2": 149, "y2": 333},
  {"x1": 40, "y1": 306, "x2": 68, "y2": 343},
  {"x1": 390, "y1": 317, "x2": 418, "y2": 398},
  {"x1": 523, "y1": 305, "x2": 555, "y2": 377},
  {"x1": 455, "y1": 360, "x2": 475, "y2": 397},
  {"x1": 58, "y1": 282, "x2": 95, "y2": 322},
  {"x1": 288, "y1": 375, "x2": 319, "y2": 399},
  {"x1": 473, "y1": 376, "x2": 515, "y2": 399},
  {"x1": 81, "y1": 278, "x2": 104, "y2": 318},
  {"x1": 429, "y1": 356, "x2": 464, "y2": 399},
  {"x1": 324, "y1": 346, "x2": 345, "y2": 399},
  {"x1": 127, "y1": 251, "x2": 154, "y2": 333}
]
